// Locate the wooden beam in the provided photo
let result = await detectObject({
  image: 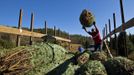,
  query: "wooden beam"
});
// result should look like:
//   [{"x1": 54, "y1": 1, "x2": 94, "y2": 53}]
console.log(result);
[
  {"x1": 0, "y1": 25, "x2": 46, "y2": 37},
  {"x1": 53, "y1": 36, "x2": 71, "y2": 42},
  {"x1": 0, "y1": 25, "x2": 72, "y2": 42},
  {"x1": 103, "y1": 18, "x2": 134, "y2": 39}
]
